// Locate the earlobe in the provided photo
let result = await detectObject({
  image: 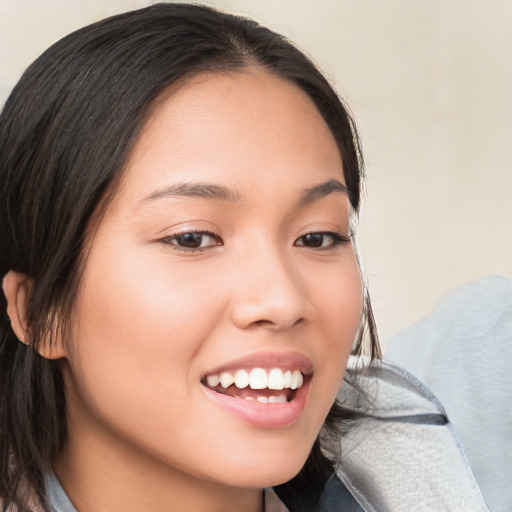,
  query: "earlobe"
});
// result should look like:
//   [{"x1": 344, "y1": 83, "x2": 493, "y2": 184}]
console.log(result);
[
  {"x1": 2, "y1": 270, "x2": 65, "y2": 359},
  {"x1": 2, "y1": 270, "x2": 32, "y2": 345}
]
